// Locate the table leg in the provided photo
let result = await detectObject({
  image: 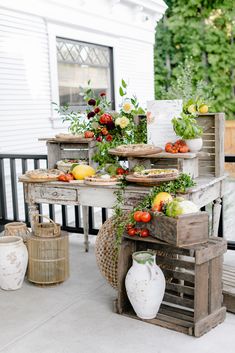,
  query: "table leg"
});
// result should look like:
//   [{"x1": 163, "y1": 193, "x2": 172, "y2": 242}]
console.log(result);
[
  {"x1": 212, "y1": 198, "x2": 222, "y2": 237},
  {"x1": 28, "y1": 203, "x2": 39, "y2": 232},
  {"x1": 82, "y1": 205, "x2": 89, "y2": 252}
]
